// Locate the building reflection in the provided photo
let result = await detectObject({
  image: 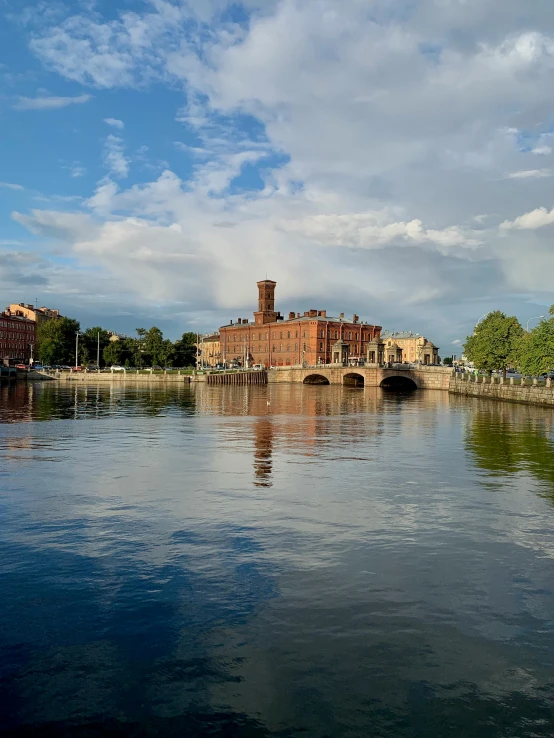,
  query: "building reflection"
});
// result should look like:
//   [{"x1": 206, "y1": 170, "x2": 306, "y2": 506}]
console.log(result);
[{"x1": 253, "y1": 416, "x2": 273, "y2": 487}]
